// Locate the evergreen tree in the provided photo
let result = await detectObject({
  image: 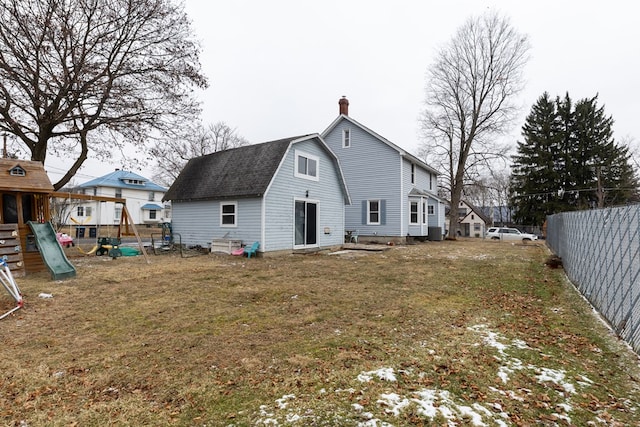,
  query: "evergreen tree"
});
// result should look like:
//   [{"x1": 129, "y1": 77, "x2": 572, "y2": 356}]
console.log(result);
[
  {"x1": 555, "y1": 93, "x2": 576, "y2": 205},
  {"x1": 510, "y1": 92, "x2": 563, "y2": 225},
  {"x1": 511, "y1": 93, "x2": 639, "y2": 224}
]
